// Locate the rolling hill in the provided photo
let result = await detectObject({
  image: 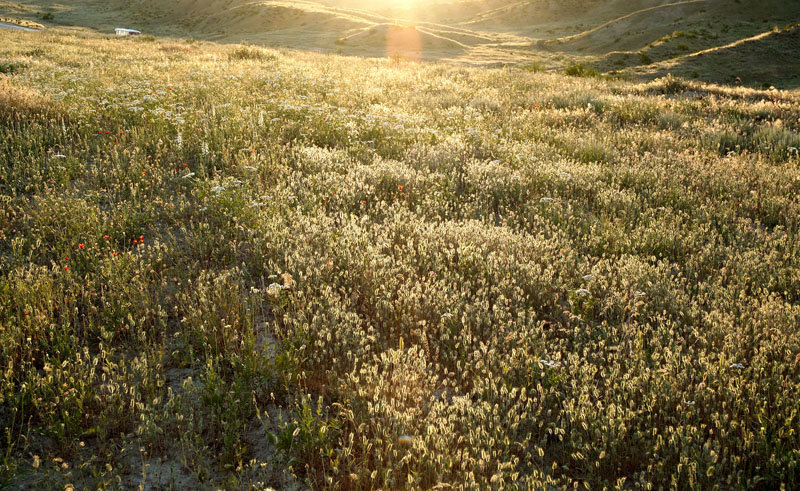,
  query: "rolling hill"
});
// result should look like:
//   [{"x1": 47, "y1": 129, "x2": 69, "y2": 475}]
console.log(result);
[{"x1": 1, "y1": 1, "x2": 799, "y2": 85}]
